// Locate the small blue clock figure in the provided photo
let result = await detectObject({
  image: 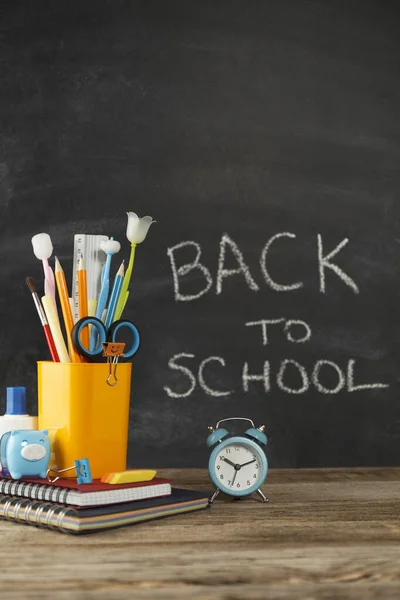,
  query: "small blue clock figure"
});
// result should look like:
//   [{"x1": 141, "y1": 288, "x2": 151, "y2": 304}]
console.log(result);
[{"x1": 206, "y1": 417, "x2": 269, "y2": 504}]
